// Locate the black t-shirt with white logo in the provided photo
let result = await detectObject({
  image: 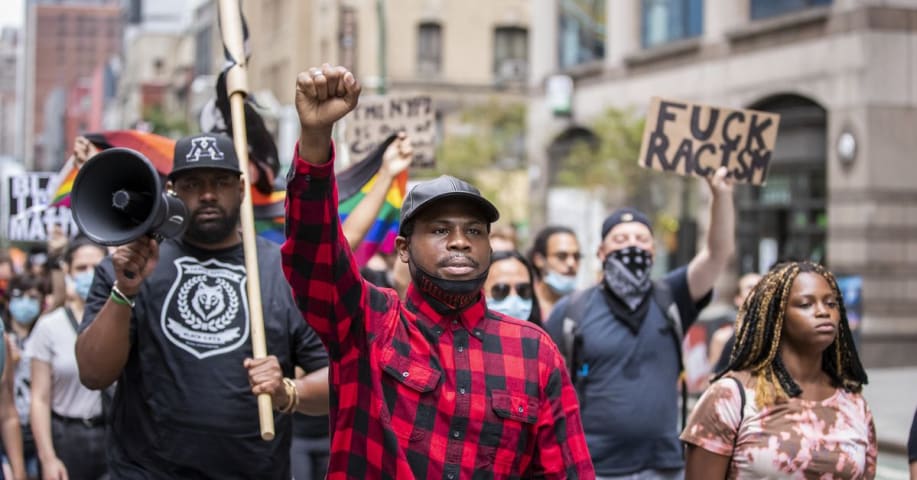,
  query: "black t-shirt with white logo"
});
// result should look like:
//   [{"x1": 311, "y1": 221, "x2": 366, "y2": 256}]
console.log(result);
[{"x1": 82, "y1": 237, "x2": 328, "y2": 479}]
